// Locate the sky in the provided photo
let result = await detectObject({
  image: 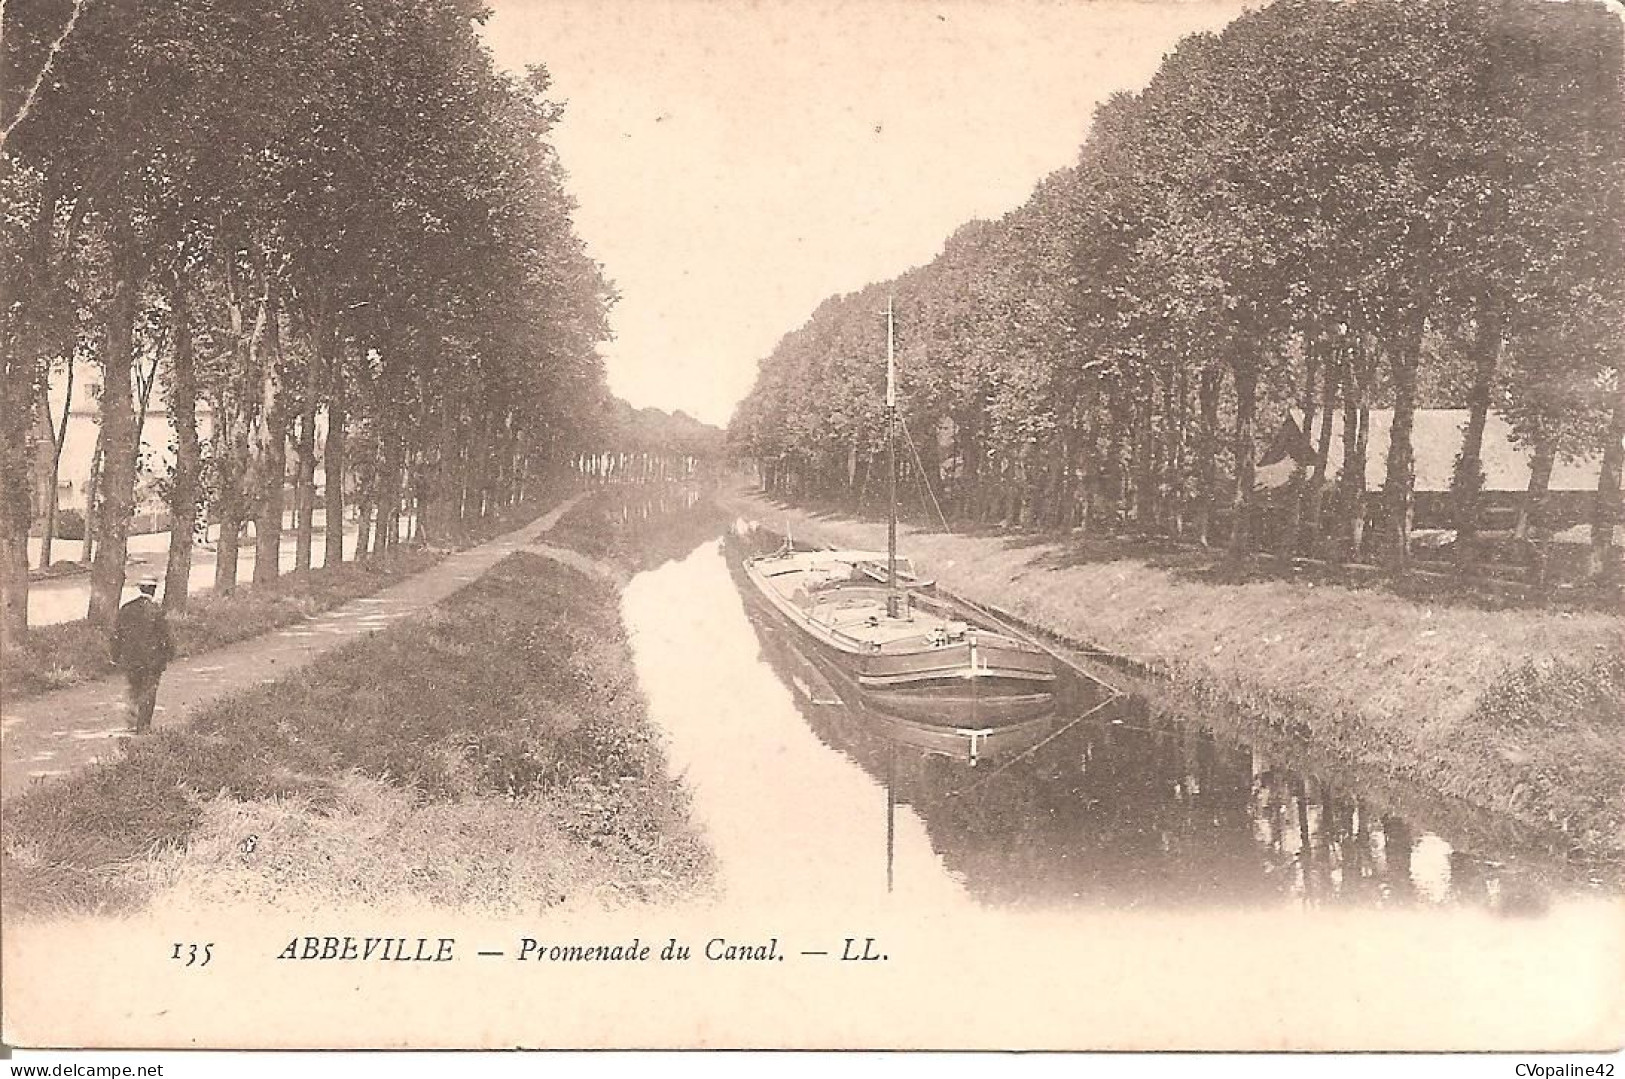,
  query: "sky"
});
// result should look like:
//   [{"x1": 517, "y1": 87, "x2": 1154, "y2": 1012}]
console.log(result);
[{"x1": 480, "y1": 0, "x2": 1255, "y2": 427}]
